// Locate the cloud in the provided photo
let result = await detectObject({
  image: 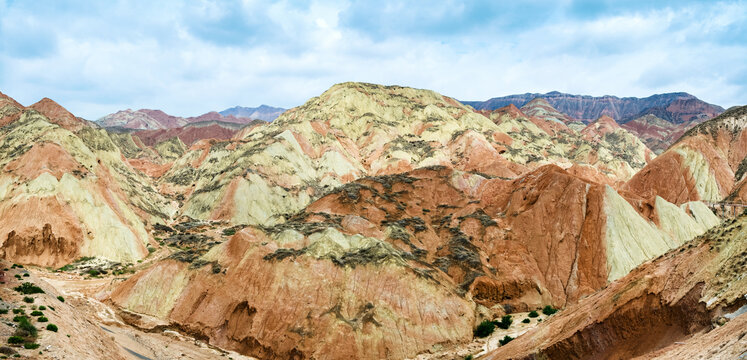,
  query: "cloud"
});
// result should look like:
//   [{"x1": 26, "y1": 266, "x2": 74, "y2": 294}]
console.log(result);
[{"x1": 0, "y1": 0, "x2": 744, "y2": 119}]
